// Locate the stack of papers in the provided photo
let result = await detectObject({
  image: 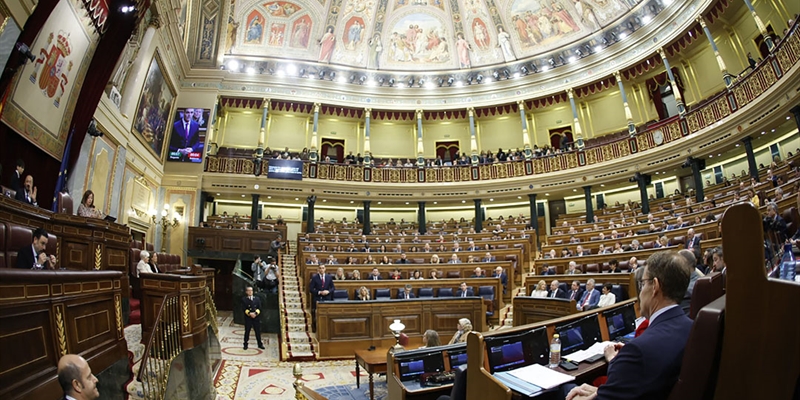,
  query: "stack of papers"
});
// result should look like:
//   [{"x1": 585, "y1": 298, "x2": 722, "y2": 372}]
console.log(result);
[
  {"x1": 495, "y1": 364, "x2": 575, "y2": 397},
  {"x1": 564, "y1": 341, "x2": 615, "y2": 363}
]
